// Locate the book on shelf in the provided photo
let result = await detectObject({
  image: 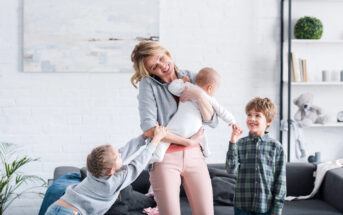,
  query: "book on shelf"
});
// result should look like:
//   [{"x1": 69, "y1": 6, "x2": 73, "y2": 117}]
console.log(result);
[
  {"x1": 299, "y1": 58, "x2": 304, "y2": 81},
  {"x1": 291, "y1": 52, "x2": 307, "y2": 82},
  {"x1": 302, "y1": 59, "x2": 307, "y2": 82},
  {"x1": 291, "y1": 52, "x2": 301, "y2": 82}
]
